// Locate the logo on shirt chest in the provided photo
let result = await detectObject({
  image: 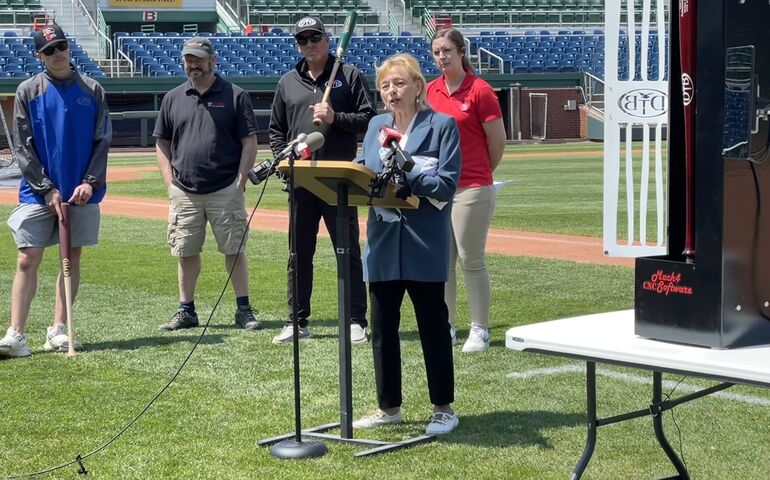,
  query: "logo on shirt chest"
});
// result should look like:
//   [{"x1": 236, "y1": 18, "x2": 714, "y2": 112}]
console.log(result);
[
  {"x1": 76, "y1": 96, "x2": 91, "y2": 106},
  {"x1": 207, "y1": 101, "x2": 225, "y2": 108},
  {"x1": 325, "y1": 79, "x2": 343, "y2": 89}
]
